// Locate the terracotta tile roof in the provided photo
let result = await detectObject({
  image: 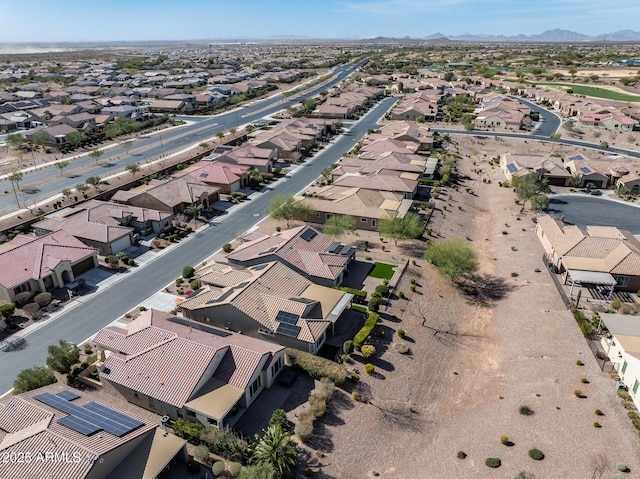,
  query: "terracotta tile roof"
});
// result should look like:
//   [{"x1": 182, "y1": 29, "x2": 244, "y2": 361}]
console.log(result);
[
  {"x1": 186, "y1": 160, "x2": 249, "y2": 186},
  {"x1": 227, "y1": 225, "x2": 350, "y2": 281},
  {"x1": 332, "y1": 171, "x2": 417, "y2": 194},
  {"x1": 95, "y1": 310, "x2": 282, "y2": 407},
  {"x1": 0, "y1": 231, "x2": 97, "y2": 289},
  {"x1": 0, "y1": 384, "x2": 158, "y2": 479}
]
